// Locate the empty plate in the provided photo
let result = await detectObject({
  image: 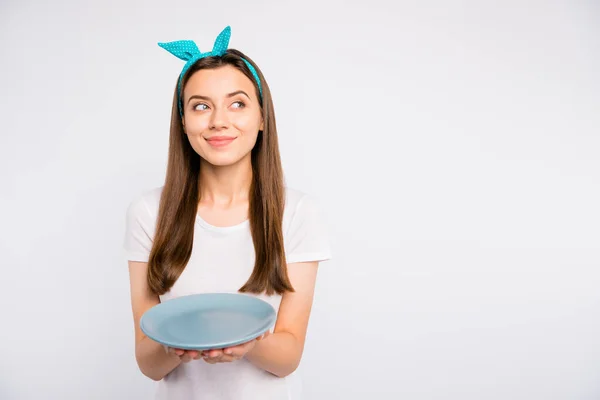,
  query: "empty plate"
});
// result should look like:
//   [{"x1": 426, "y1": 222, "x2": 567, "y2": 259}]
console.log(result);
[{"x1": 140, "y1": 292, "x2": 277, "y2": 350}]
